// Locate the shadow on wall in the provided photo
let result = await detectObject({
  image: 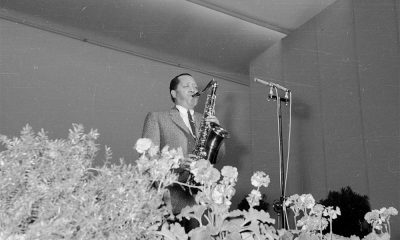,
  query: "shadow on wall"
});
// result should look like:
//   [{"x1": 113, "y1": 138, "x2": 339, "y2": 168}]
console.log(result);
[
  {"x1": 219, "y1": 93, "x2": 251, "y2": 209},
  {"x1": 292, "y1": 99, "x2": 311, "y2": 119},
  {"x1": 220, "y1": 93, "x2": 249, "y2": 169},
  {"x1": 290, "y1": 98, "x2": 312, "y2": 192}
]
